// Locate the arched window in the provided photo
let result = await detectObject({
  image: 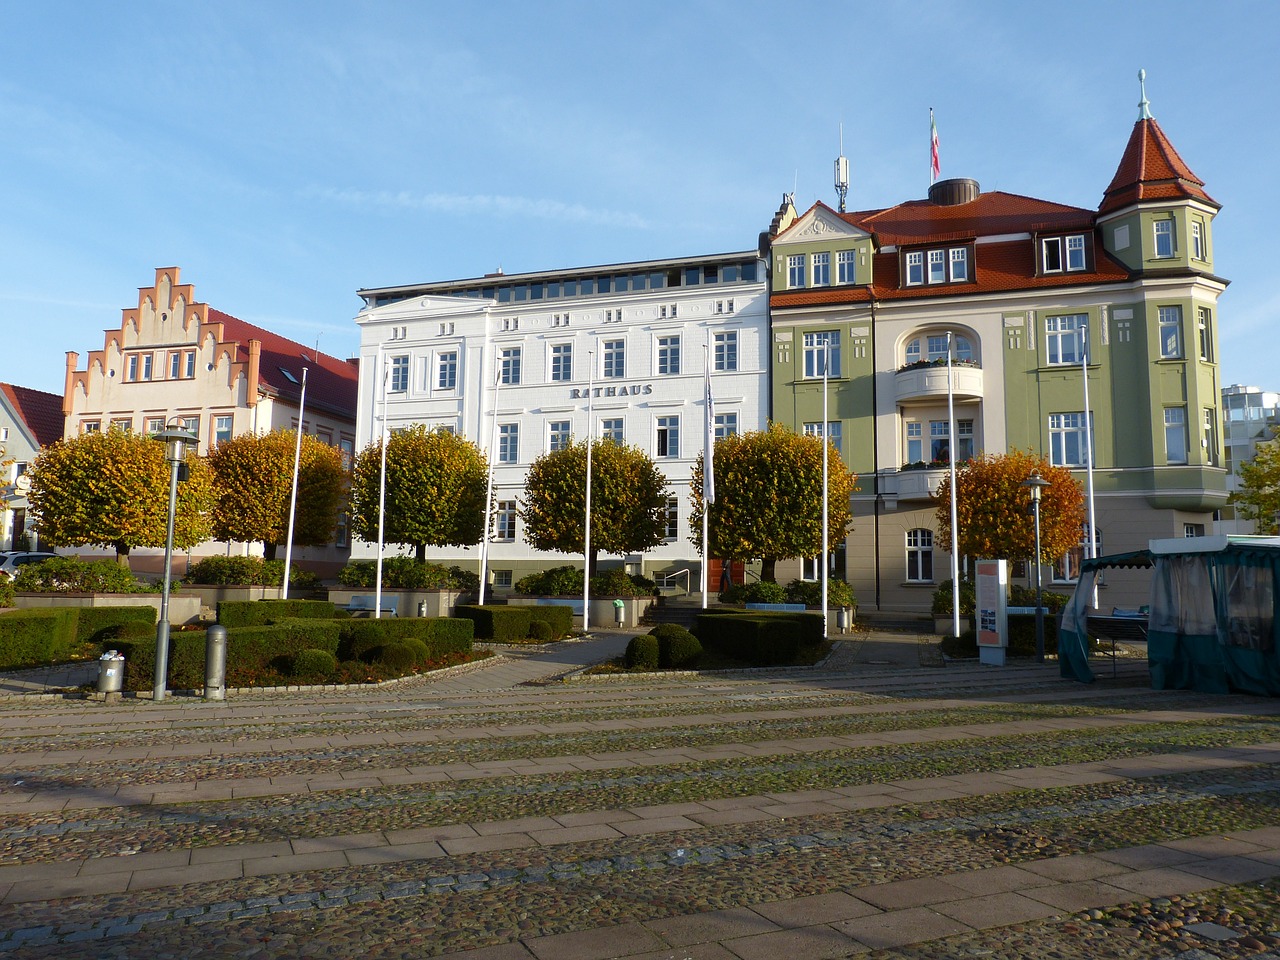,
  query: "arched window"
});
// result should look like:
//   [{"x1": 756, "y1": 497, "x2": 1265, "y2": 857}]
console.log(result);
[
  {"x1": 903, "y1": 334, "x2": 973, "y2": 367},
  {"x1": 906, "y1": 529, "x2": 934, "y2": 582}
]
